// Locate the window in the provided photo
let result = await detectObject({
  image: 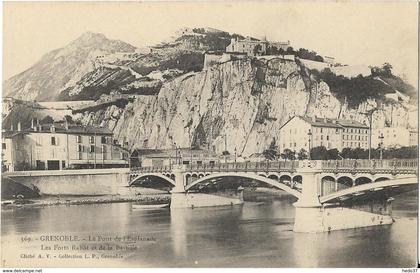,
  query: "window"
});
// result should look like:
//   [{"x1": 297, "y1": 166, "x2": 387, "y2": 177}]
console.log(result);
[
  {"x1": 320, "y1": 128, "x2": 323, "y2": 133},
  {"x1": 90, "y1": 145, "x2": 95, "y2": 153},
  {"x1": 182, "y1": 161, "x2": 190, "y2": 165},
  {"x1": 326, "y1": 136, "x2": 329, "y2": 140},
  {"x1": 2, "y1": 143, "x2": 6, "y2": 149},
  {"x1": 77, "y1": 145, "x2": 83, "y2": 152},
  {"x1": 89, "y1": 136, "x2": 95, "y2": 144},
  {"x1": 336, "y1": 128, "x2": 339, "y2": 134},
  {"x1": 76, "y1": 135, "x2": 82, "y2": 143},
  {"x1": 294, "y1": 142, "x2": 296, "y2": 147},
  {"x1": 101, "y1": 136, "x2": 107, "y2": 144},
  {"x1": 321, "y1": 135, "x2": 323, "y2": 140},
  {"x1": 51, "y1": 137, "x2": 56, "y2": 146},
  {"x1": 197, "y1": 161, "x2": 203, "y2": 165}
]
